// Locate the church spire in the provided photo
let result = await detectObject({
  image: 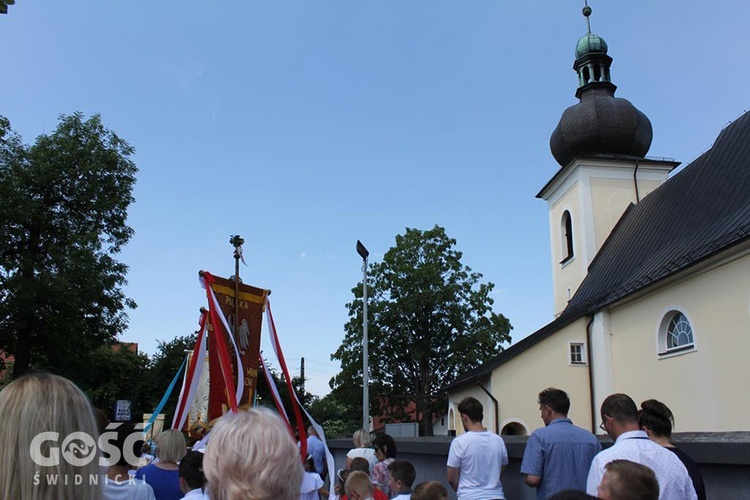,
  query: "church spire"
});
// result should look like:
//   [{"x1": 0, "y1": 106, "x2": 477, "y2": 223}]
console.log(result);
[
  {"x1": 573, "y1": 2, "x2": 613, "y2": 98},
  {"x1": 548, "y1": 1, "x2": 653, "y2": 167}
]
